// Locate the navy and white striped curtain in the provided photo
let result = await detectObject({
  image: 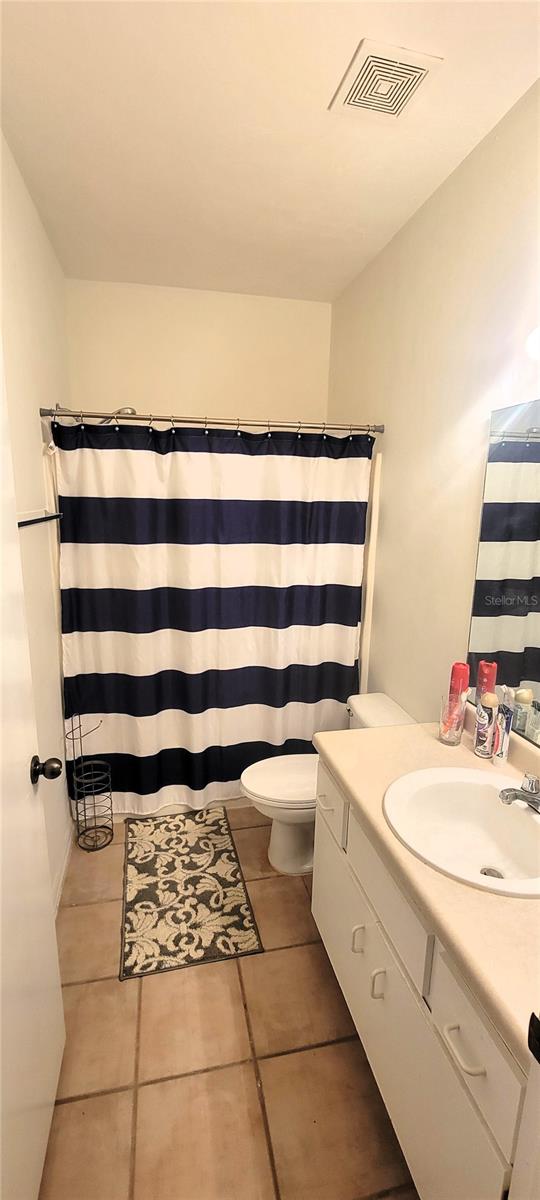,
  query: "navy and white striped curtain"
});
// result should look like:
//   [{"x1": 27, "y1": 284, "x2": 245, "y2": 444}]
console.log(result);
[
  {"x1": 468, "y1": 438, "x2": 540, "y2": 697},
  {"x1": 53, "y1": 423, "x2": 373, "y2": 813}
]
